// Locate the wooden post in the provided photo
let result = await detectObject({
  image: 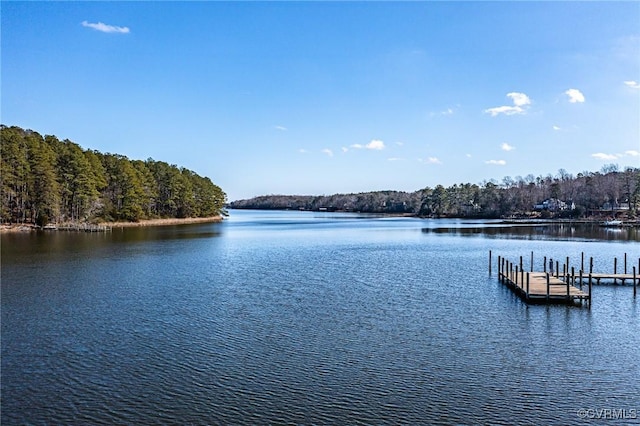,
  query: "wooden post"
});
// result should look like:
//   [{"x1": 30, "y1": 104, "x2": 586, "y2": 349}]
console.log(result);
[
  {"x1": 546, "y1": 273, "x2": 550, "y2": 302},
  {"x1": 581, "y1": 251, "x2": 584, "y2": 272},
  {"x1": 502, "y1": 257, "x2": 506, "y2": 283},
  {"x1": 566, "y1": 256, "x2": 569, "y2": 274},
  {"x1": 521, "y1": 267, "x2": 524, "y2": 290},
  {"x1": 530, "y1": 251, "x2": 534, "y2": 272},
  {"x1": 489, "y1": 250, "x2": 492, "y2": 276},
  {"x1": 526, "y1": 272, "x2": 530, "y2": 297},
  {"x1": 579, "y1": 269, "x2": 583, "y2": 289},
  {"x1": 566, "y1": 270, "x2": 570, "y2": 300},
  {"x1": 614, "y1": 257, "x2": 618, "y2": 284},
  {"x1": 624, "y1": 253, "x2": 627, "y2": 274},
  {"x1": 556, "y1": 260, "x2": 559, "y2": 278},
  {"x1": 634, "y1": 266, "x2": 637, "y2": 298},
  {"x1": 544, "y1": 256, "x2": 547, "y2": 273},
  {"x1": 519, "y1": 256, "x2": 523, "y2": 273},
  {"x1": 504, "y1": 257, "x2": 507, "y2": 283},
  {"x1": 588, "y1": 273, "x2": 593, "y2": 308},
  {"x1": 590, "y1": 257, "x2": 593, "y2": 274},
  {"x1": 571, "y1": 266, "x2": 575, "y2": 287}
]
